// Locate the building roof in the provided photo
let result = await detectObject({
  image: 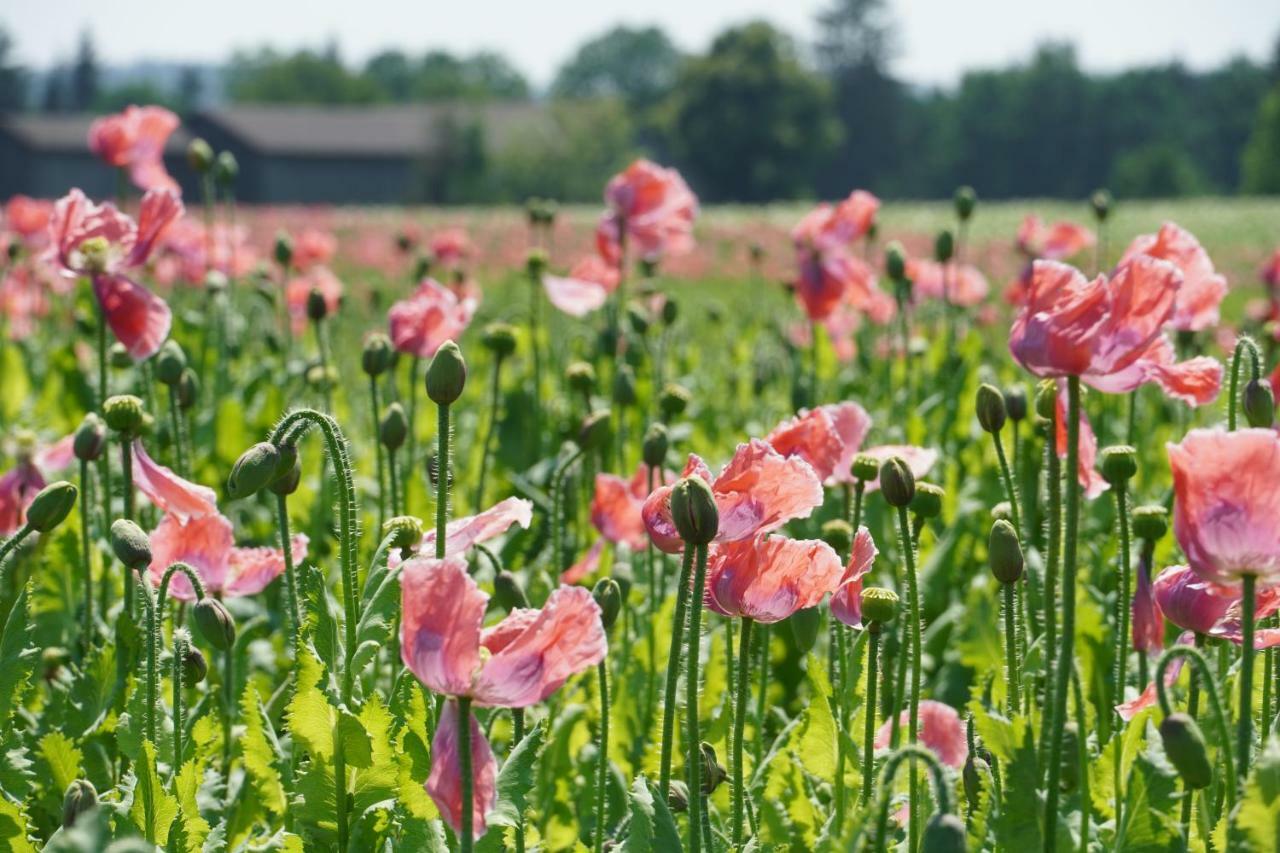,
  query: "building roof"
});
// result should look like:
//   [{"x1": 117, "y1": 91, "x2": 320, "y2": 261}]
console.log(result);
[{"x1": 0, "y1": 113, "x2": 191, "y2": 153}]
